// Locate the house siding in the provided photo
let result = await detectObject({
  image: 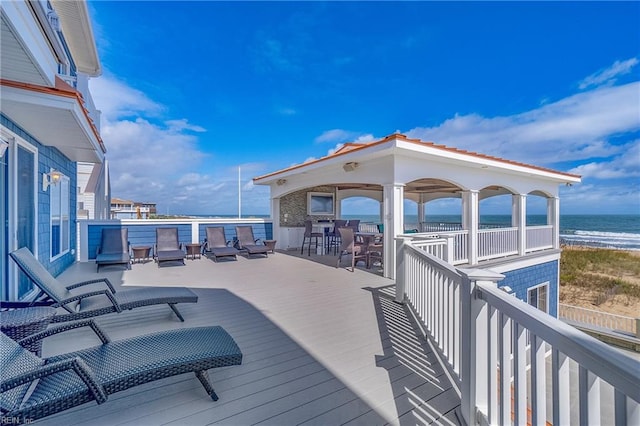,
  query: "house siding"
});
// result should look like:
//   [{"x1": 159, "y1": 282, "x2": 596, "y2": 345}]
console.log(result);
[
  {"x1": 2, "y1": 115, "x2": 77, "y2": 277},
  {"x1": 498, "y1": 260, "x2": 559, "y2": 317}
]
